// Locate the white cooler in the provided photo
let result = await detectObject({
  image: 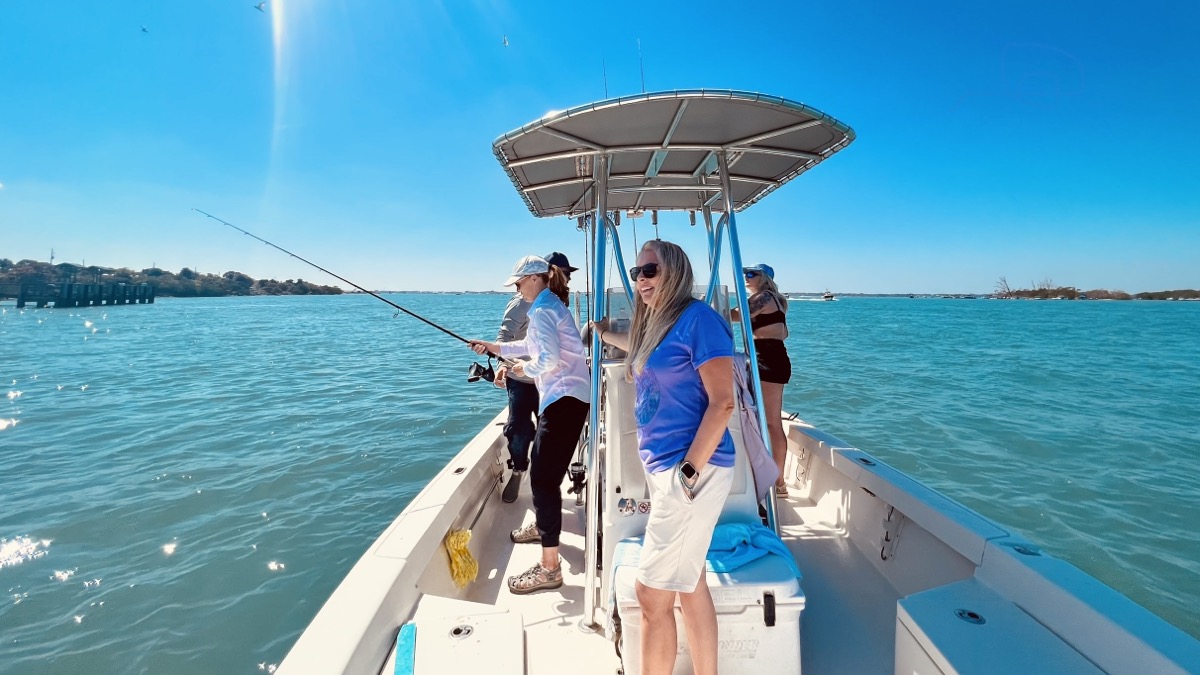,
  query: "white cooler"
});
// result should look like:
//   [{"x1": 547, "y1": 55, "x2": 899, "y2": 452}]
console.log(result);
[{"x1": 613, "y1": 543, "x2": 806, "y2": 675}]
